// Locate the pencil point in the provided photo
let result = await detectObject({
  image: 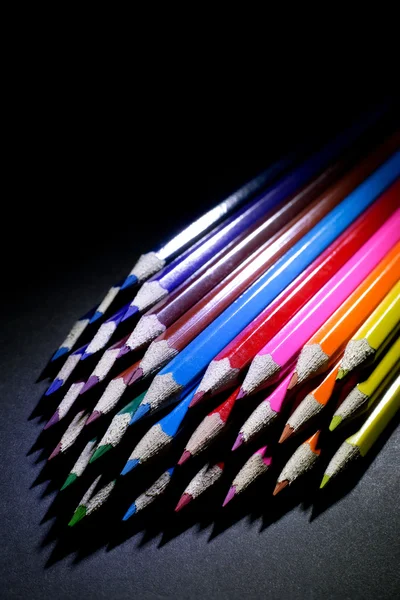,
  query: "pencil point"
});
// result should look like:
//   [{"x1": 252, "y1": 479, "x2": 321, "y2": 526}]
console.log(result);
[
  {"x1": 273, "y1": 480, "x2": 289, "y2": 496},
  {"x1": 320, "y1": 475, "x2": 331, "y2": 489},
  {"x1": 85, "y1": 411, "x2": 101, "y2": 426},
  {"x1": 129, "y1": 403, "x2": 149, "y2": 424},
  {"x1": 236, "y1": 388, "x2": 246, "y2": 400},
  {"x1": 121, "y1": 305, "x2": 138, "y2": 323},
  {"x1": 51, "y1": 347, "x2": 68, "y2": 362},
  {"x1": 44, "y1": 411, "x2": 60, "y2": 430},
  {"x1": 128, "y1": 368, "x2": 143, "y2": 385},
  {"x1": 121, "y1": 274, "x2": 137, "y2": 291},
  {"x1": 222, "y1": 486, "x2": 236, "y2": 507},
  {"x1": 81, "y1": 350, "x2": 92, "y2": 361},
  {"x1": 121, "y1": 458, "x2": 139, "y2": 476},
  {"x1": 189, "y1": 390, "x2": 206, "y2": 407},
  {"x1": 287, "y1": 371, "x2": 298, "y2": 390},
  {"x1": 178, "y1": 450, "x2": 191, "y2": 466},
  {"x1": 336, "y1": 368, "x2": 347, "y2": 380},
  {"x1": 117, "y1": 345, "x2": 130, "y2": 358},
  {"x1": 45, "y1": 378, "x2": 63, "y2": 396},
  {"x1": 175, "y1": 493, "x2": 192, "y2": 512},
  {"x1": 122, "y1": 502, "x2": 137, "y2": 520},
  {"x1": 80, "y1": 376, "x2": 99, "y2": 395},
  {"x1": 90, "y1": 444, "x2": 112, "y2": 463},
  {"x1": 48, "y1": 442, "x2": 62, "y2": 460},
  {"x1": 61, "y1": 473, "x2": 78, "y2": 490},
  {"x1": 232, "y1": 433, "x2": 244, "y2": 451},
  {"x1": 278, "y1": 424, "x2": 294, "y2": 444},
  {"x1": 329, "y1": 416, "x2": 343, "y2": 431},
  {"x1": 68, "y1": 505, "x2": 86, "y2": 527},
  {"x1": 89, "y1": 310, "x2": 103, "y2": 324}
]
